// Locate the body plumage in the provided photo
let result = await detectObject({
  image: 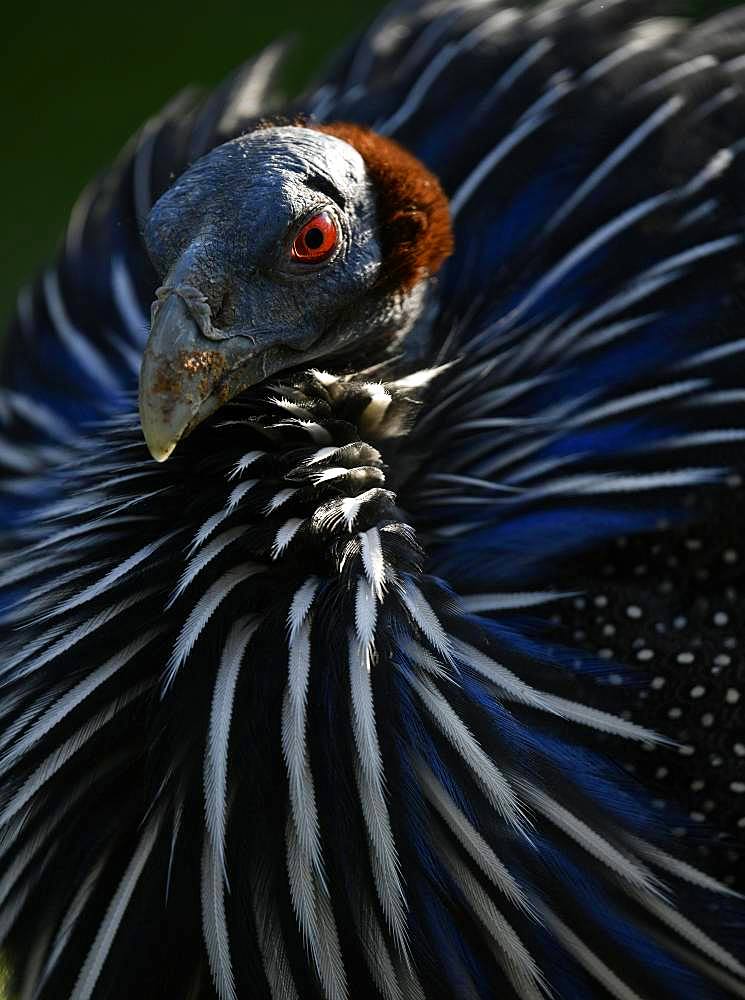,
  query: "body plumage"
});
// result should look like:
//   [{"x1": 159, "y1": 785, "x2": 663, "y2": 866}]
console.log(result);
[{"x1": 1, "y1": 2, "x2": 745, "y2": 998}]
